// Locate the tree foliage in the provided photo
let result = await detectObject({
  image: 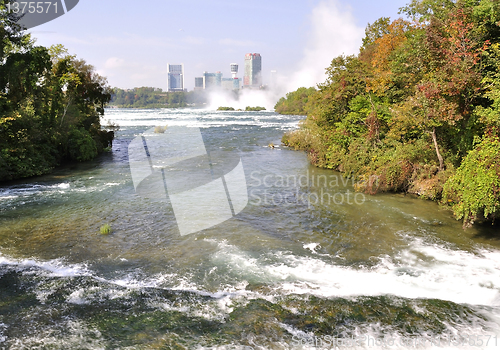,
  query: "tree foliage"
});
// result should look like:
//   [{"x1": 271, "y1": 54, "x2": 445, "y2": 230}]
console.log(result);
[
  {"x1": 274, "y1": 87, "x2": 316, "y2": 115},
  {"x1": 278, "y1": 0, "x2": 500, "y2": 227},
  {"x1": 443, "y1": 136, "x2": 500, "y2": 227},
  {"x1": 109, "y1": 88, "x2": 208, "y2": 108},
  {"x1": 0, "y1": 2, "x2": 113, "y2": 181}
]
